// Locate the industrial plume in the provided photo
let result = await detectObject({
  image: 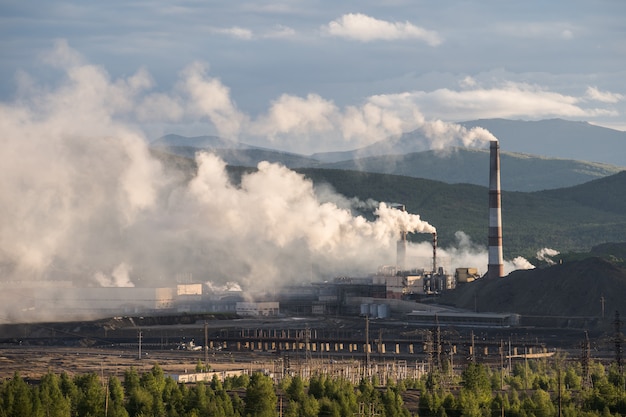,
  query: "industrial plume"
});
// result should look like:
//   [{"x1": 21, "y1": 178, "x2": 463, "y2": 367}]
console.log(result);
[{"x1": 0, "y1": 43, "x2": 529, "y2": 321}]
